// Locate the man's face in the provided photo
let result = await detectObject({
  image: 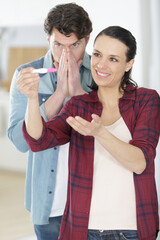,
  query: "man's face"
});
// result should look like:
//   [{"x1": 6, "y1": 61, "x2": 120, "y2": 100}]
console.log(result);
[{"x1": 47, "y1": 28, "x2": 89, "y2": 63}]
